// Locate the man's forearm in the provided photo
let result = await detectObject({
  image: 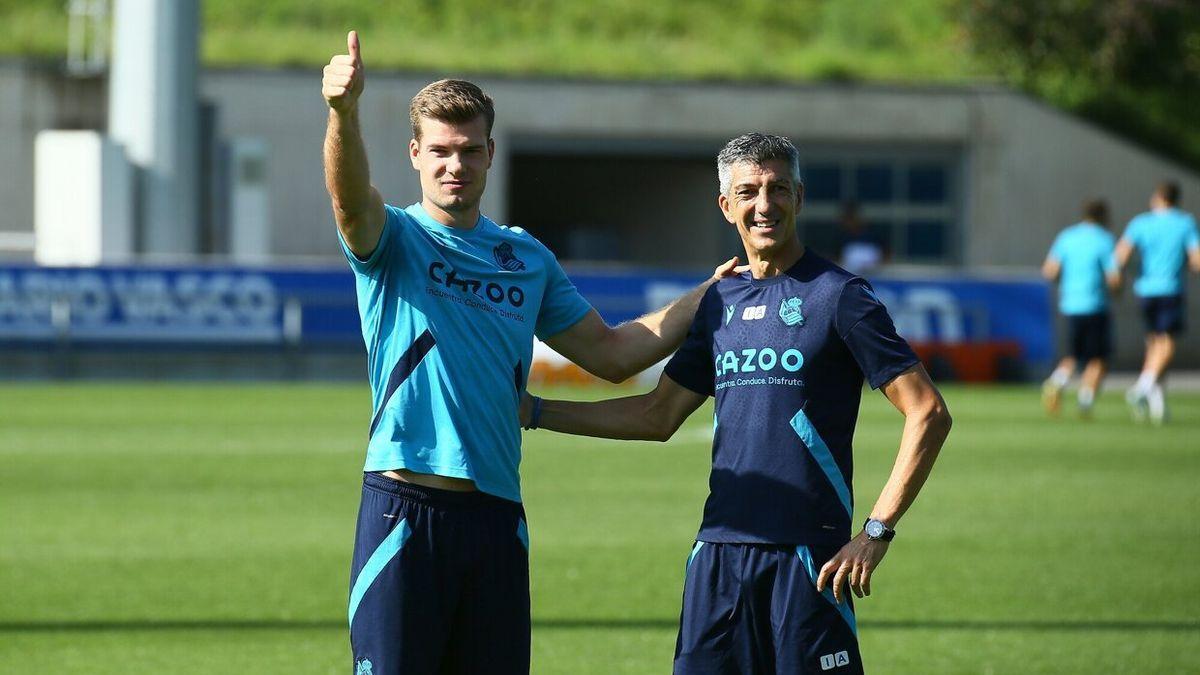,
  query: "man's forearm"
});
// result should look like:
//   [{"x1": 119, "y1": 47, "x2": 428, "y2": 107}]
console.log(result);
[
  {"x1": 867, "y1": 404, "x2": 951, "y2": 527},
  {"x1": 323, "y1": 109, "x2": 374, "y2": 219},
  {"x1": 537, "y1": 395, "x2": 674, "y2": 442},
  {"x1": 605, "y1": 278, "x2": 716, "y2": 380}
]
